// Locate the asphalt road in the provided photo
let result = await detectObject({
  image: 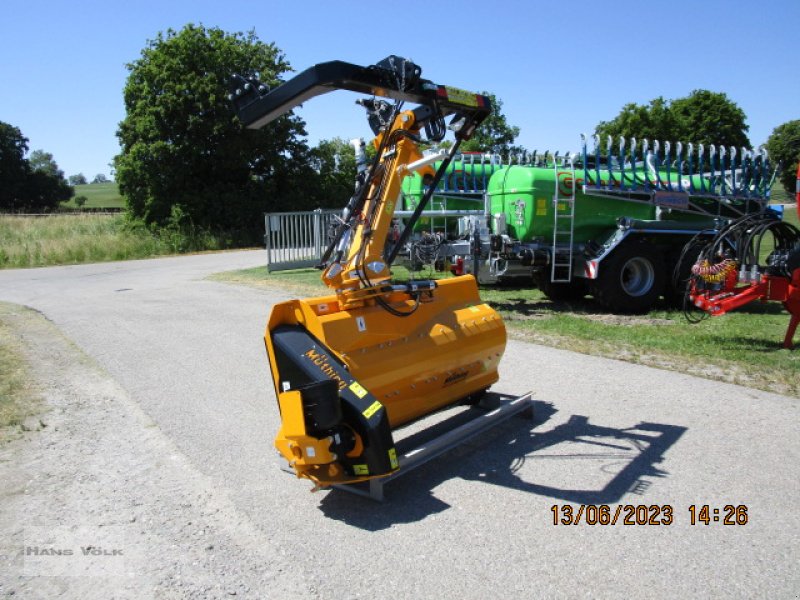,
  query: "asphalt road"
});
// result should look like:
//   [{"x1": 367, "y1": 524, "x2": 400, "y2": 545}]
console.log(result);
[{"x1": 1, "y1": 251, "x2": 798, "y2": 598}]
